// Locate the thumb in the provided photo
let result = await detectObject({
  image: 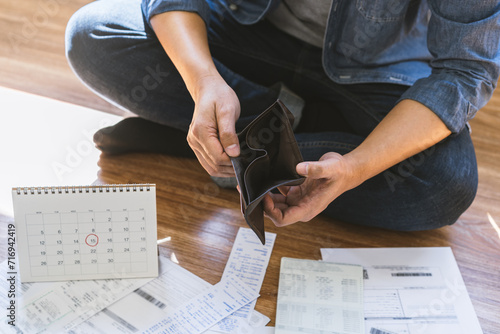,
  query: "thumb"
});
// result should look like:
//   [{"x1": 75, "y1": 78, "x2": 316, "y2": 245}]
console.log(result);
[
  {"x1": 296, "y1": 160, "x2": 332, "y2": 179},
  {"x1": 218, "y1": 115, "x2": 240, "y2": 157}
]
